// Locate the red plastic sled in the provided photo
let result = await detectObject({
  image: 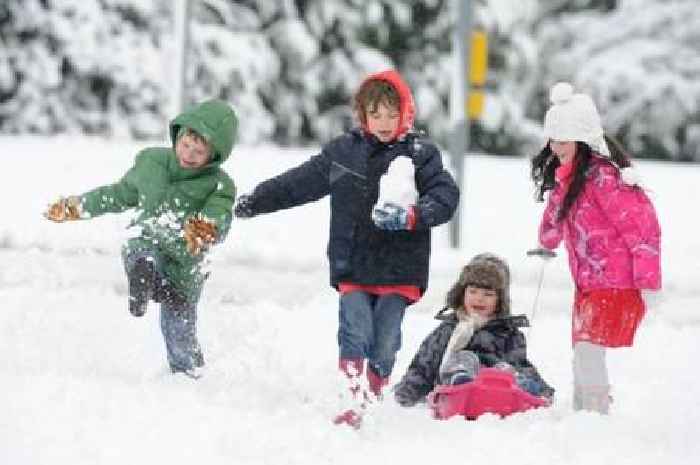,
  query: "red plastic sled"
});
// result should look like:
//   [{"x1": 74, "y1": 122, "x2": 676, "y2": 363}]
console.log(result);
[{"x1": 427, "y1": 368, "x2": 550, "y2": 420}]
